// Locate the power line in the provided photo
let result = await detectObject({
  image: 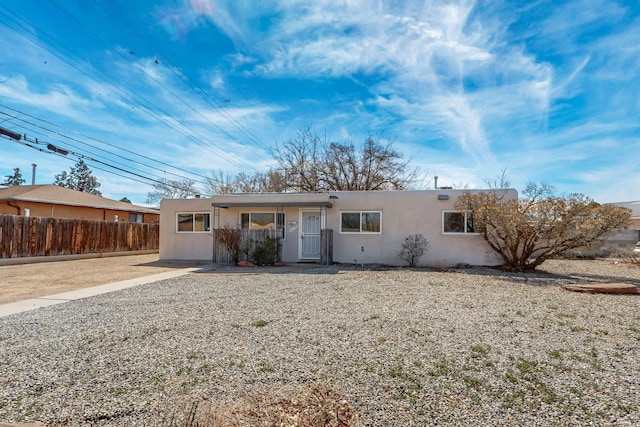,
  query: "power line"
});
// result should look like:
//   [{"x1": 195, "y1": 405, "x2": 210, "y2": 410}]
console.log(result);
[
  {"x1": 92, "y1": 0, "x2": 274, "y2": 156},
  {"x1": 6, "y1": 132, "x2": 170, "y2": 187},
  {"x1": 9, "y1": 119, "x2": 199, "y2": 184},
  {"x1": 1, "y1": 107, "x2": 210, "y2": 183},
  {"x1": 47, "y1": 0, "x2": 272, "y2": 162},
  {"x1": 2, "y1": 119, "x2": 216, "y2": 190},
  {"x1": 0, "y1": 4, "x2": 262, "y2": 173}
]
